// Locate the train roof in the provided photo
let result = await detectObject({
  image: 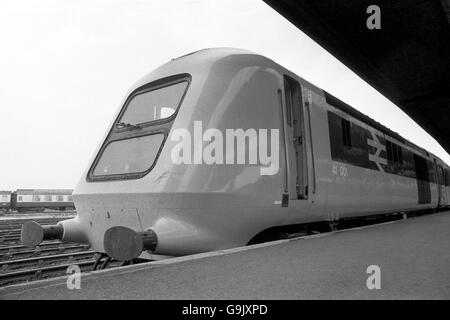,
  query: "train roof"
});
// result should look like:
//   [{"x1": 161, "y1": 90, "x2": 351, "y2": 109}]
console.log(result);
[
  {"x1": 132, "y1": 47, "x2": 273, "y2": 90},
  {"x1": 0, "y1": 190, "x2": 12, "y2": 194},
  {"x1": 15, "y1": 189, "x2": 73, "y2": 195}
]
